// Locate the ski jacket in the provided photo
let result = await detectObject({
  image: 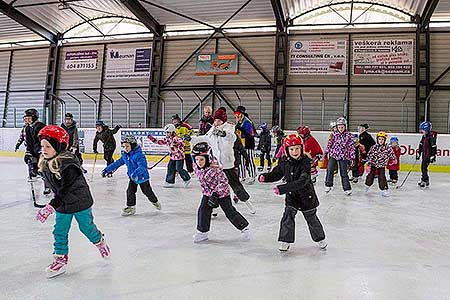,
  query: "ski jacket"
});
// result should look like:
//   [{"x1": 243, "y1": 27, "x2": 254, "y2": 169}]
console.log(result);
[
  {"x1": 103, "y1": 145, "x2": 150, "y2": 184},
  {"x1": 359, "y1": 131, "x2": 376, "y2": 153},
  {"x1": 387, "y1": 146, "x2": 401, "y2": 171},
  {"x1": 175, "y1": 122, "x2": 194, "y2": 154},
  {"x1": 148, "y1": 134, "x2": 185, "y2": 160},
  {"x1": 93, "y1": 125, "x2": 120, "y2": 152},
  {"x1": 303, "y1": 134, "x2": 323, "y2": 164},
  {"x1": 198, "y1": 115, "x2": 214, "y2": 136},
  {"x1": 25, "y1": 120, "x2": 46, "y2": 157},
  {"x1": 235, "y1": 116, "x2": 256, "y2": 149},
  {"x1": 61, "y1": 121, "x2": 79, "y2": 149},
  {"x1": 418, "y1": 131, "x2": 437, "y2": 160},
  {"x1": 194, "y1": 157, "x2": 230, "y2": 198},
  {"x1": 324, "y1": 131, "x2": 355, "y2": 161},
  {"x1": 367, "y1": 144, "x2": 397, "y2": 169},
  {"x1": 257, "y1": 129, "x2": 272, "y2": 153},
  {"x1": 262, "y1": 155, "x2": 319, "y2": 211},
  {"x1": 42, "y1": 151, "x2": 93, "y2": 214}
]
